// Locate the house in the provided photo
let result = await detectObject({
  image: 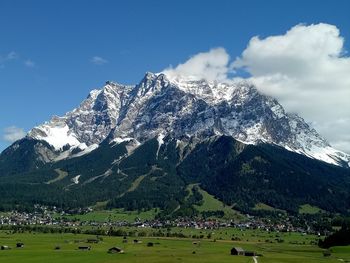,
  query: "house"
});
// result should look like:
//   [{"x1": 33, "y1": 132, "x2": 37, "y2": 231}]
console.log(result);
[
  {"x1": 231, "y1": 247, "x2": 245, "y2": 256},
  {"x1": 244, "y1": 251, "x2": 257, "y2": 256},
  {"x1": 78, "y1": 246, "x2": 91, "y2": 251},
  {"x1": 16, "y1": 243, "x2": 24, "y2": 248},
  {"x1": 108, "y1": 247, "x2": 124, "y2": 254},
  {"x1": 1, "y1": 245, "x2": 10, "y2": 250},
  {"x1": 122, "y1": 236, "x2": 128, "y2": 243}
]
